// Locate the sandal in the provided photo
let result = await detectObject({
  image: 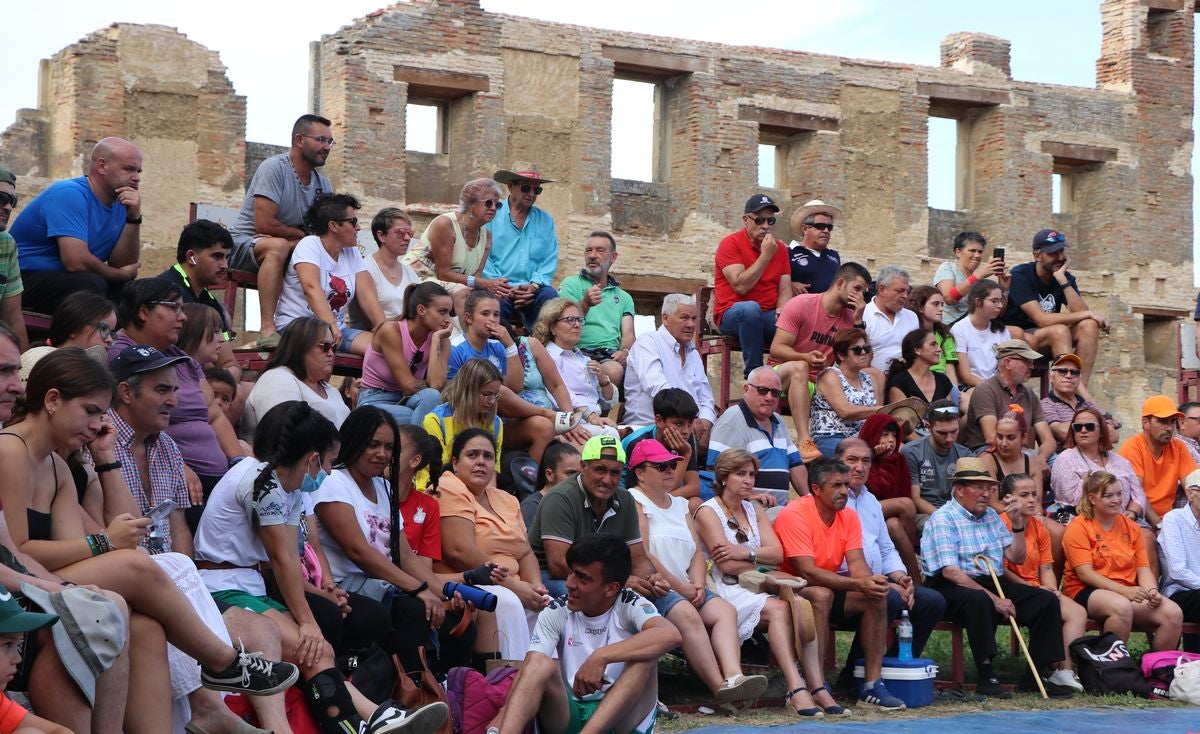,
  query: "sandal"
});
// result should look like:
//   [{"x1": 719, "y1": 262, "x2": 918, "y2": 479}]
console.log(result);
[
  {"x1": 239, "y1": 332, "x2": 280, "y2": 350},
  {"x1": 785, "y1": 686, "x2": 824, "y2": 718},
  {"x1": 738, "y1": 570, "x2": 807, "y2": 595},
  {"x1": 809, "y1": 682, "x2": 850, "y2": 717},
  {"x1": 715, "y1": 673, "x2": 769, "y2": 704},
  {"x1": 552, "y1": 408, "x2": 584, "y2": 435}
]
